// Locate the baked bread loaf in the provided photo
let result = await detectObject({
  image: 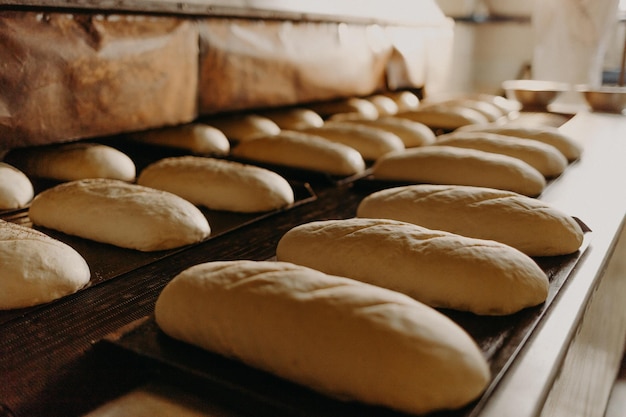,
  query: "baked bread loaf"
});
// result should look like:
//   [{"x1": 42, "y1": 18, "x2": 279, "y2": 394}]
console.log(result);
[
  {"x1": 301, "y1": 122, "x2": 405, "y2": 160},
  {"x1": 357, "y1": 184, "x2": 585, "y2": 256},
  {"x1": 371, "y1": 146, "x2": 546, "y2": 197},
  {"x1": 0, "y1": 220, "x2": 90, "y2": 309},
  {"x1": 0, "y1": 163, "x2": 34, "y2": 210},
  {"x1": 138, "y1": 156, "x2": 294, "y2": 213},
  {"x1": 395, "y1": 106, "x2": 489, "y2": 130},
  {"x1": 231, "y1": 131, "x2": 366, "y2": 176},
  {"x1": 129, "y1": 124, "x2": 230, "y2": 155},
  {"x1": 335, "y1": 117, "x2": 436, "y2": 148},
  {"x1": 456, "y1": 124, "x2": 582, "y2": 161},
  {"x1": 5, "y1": 142, "x2": 136, "y2": 182},
  {"x1": 435, "y1": 131, "x2": 568, "y2": 178},
  {"x1": 29, "y1": 179, "x2": 210, "y2": 251},
  {"x1": 260, "y1": 108, "x2": 324, "y2": 130},
  {"x1": 155, "y1": 260, "x2": 490, "y2": 414},
  {"x1": 206, "y1": 115, "x2": 281, "y2": 142},
  {"x1": 276, "y1": 218, "x2": 549, "y2": 315}
]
